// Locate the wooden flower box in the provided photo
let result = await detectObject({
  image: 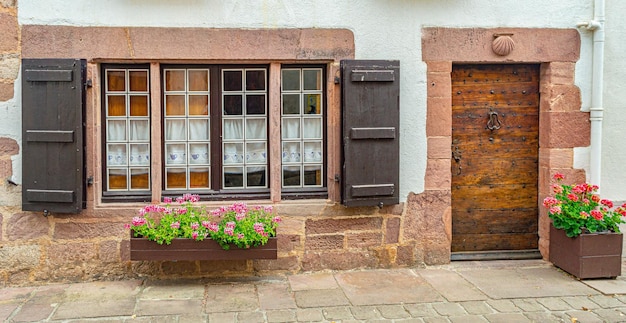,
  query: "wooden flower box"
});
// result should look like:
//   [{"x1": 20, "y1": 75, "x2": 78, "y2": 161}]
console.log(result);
[
  {"x1": 549, "y1": 225, "x2": 623, "y2": 279},
  {"x1": 130, "y1": 231, "x2": 277, "y2": 261}
]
